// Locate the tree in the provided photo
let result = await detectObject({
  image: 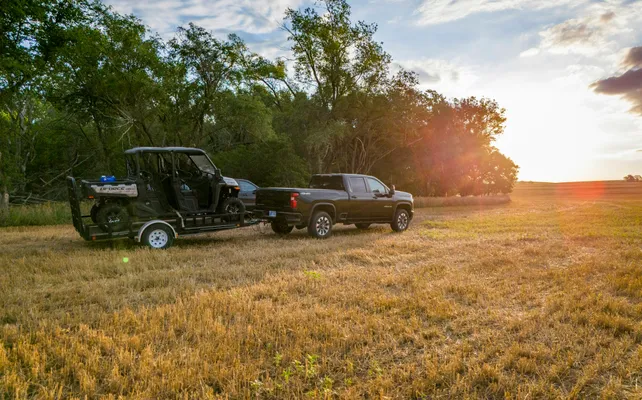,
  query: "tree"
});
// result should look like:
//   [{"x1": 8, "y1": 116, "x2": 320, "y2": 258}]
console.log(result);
[{"x1": 0, "y1": 0, "x2": 519, "y2": 207}]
